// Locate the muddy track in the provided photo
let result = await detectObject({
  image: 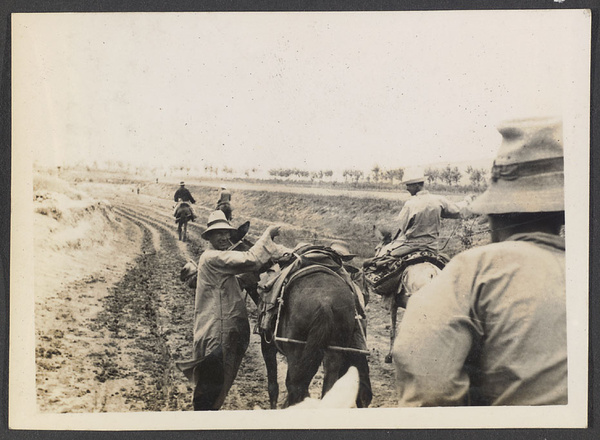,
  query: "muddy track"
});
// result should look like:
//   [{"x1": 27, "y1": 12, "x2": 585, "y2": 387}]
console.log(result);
[{"x1": 91, "y1": 206, "x2": 196, "y2": 411}]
